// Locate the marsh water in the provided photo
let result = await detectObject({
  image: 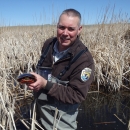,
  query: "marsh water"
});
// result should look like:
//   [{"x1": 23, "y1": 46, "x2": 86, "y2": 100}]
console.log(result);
[
  {"x1": 16, "y1": 91, "x2": 130, "y2": 130},
  {"x1": 77, "y1": 91, "x2": 130, "y2": 130}
]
